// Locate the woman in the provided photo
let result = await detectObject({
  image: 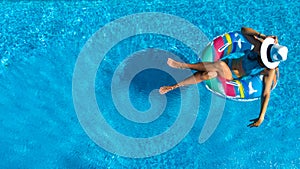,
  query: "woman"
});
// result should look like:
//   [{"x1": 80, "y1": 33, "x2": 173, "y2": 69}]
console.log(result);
[{"x1": 159, "y1": 27, "x2": 288, "y2": 127}]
